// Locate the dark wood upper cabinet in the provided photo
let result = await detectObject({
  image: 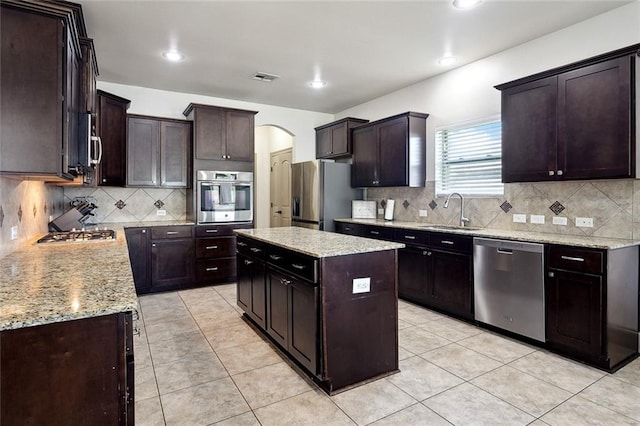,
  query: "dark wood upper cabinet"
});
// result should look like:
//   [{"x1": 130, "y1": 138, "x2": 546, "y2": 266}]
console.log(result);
[
  {"x1": 315, "y1": 117, "x2": 368, "y2": 159},
  {"x1": 127, "y1": 115, "x2": 191, "y2": 188},
  {"x1": 79, "y1": 37, "x2": 98, "y2": 115},
  {"x1": 183, "y1": 103, "x2": 258, "y2": 162},
  {"x1": 96, "y1": 90, "x2": 131, "y2": 186},
  {"x1": 0, "y1": 2, "x2": 76, "y2": 181},
  {"x1": 497, "y1": 45, "x2": 638, "y2": 183},
  {"x1": 351, "y1": 112, "x2": 428, "y2": 187}
]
